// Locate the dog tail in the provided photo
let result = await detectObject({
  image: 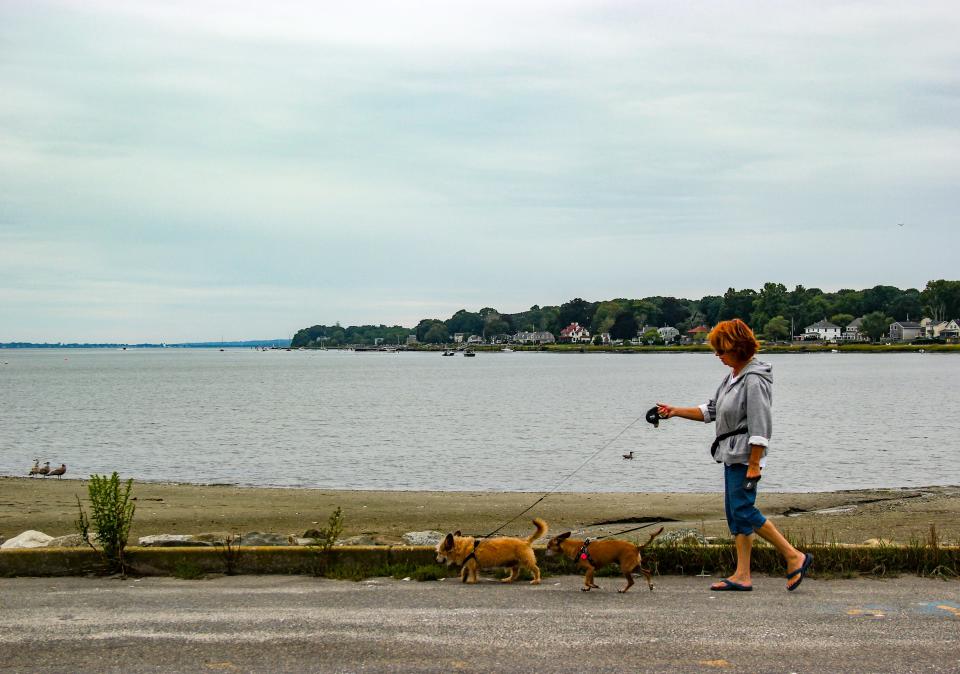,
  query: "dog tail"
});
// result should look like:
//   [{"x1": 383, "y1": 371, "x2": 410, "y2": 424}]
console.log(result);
[
  {"x1": 638, "y1": 526, "x2": 665, "y2": 550},
  {"x1": 527, "y1": 517, "x2": 548, "y2": 543}
]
